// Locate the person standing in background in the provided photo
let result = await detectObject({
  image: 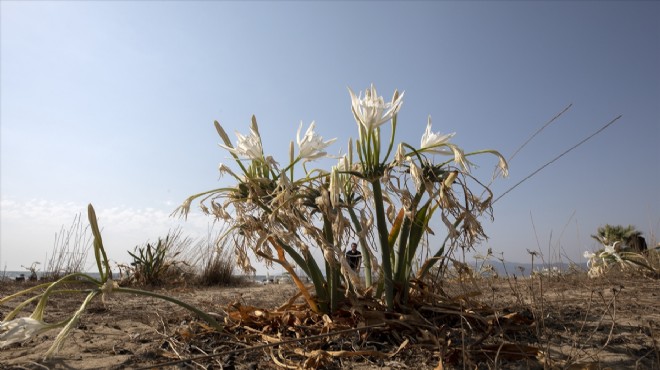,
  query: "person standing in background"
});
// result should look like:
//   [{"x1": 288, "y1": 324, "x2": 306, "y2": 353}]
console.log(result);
[{"x1": 346, "y1": 242, "x2": 362, "y2": 273}]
